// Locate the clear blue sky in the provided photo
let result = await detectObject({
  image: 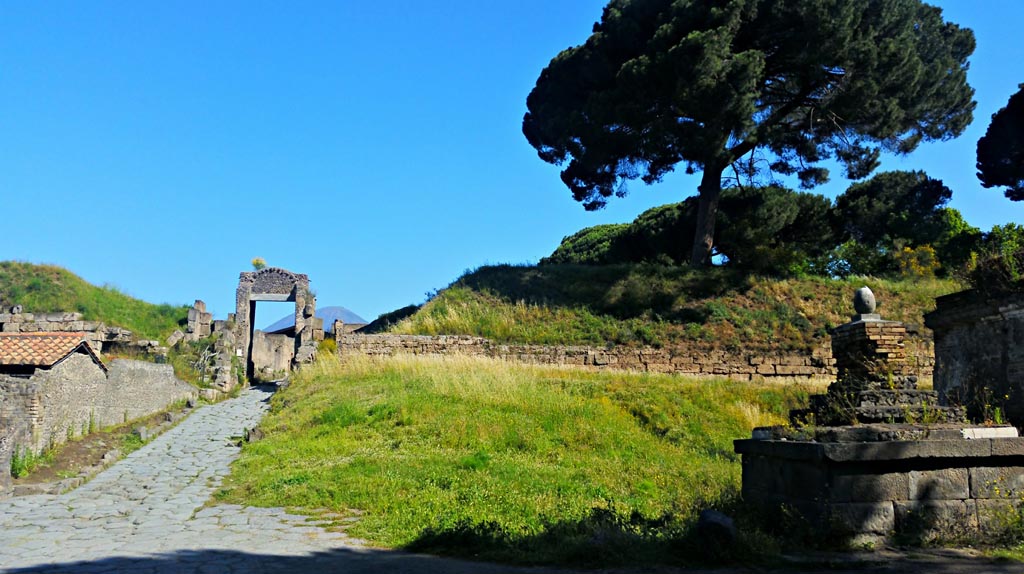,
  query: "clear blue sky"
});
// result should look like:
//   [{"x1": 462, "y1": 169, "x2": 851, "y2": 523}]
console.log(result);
[{"x1": 2, "y1": 1, "x2": 1022, "y2": 324}]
